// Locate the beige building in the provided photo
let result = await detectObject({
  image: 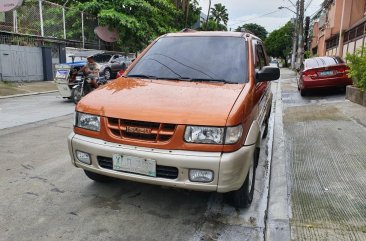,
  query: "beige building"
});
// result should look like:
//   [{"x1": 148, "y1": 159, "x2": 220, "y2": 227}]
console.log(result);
[{"x1": 311, "y1": 0, "x2": 366, "y2": 59}]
